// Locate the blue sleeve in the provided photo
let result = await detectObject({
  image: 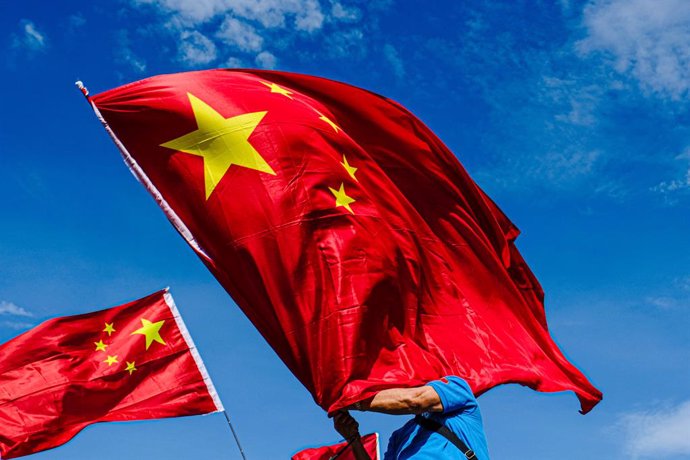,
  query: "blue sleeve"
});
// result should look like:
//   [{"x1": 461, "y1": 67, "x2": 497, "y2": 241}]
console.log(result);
[{"x1": 427, "y1": 376, "x2": 477, "y2": 414}]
